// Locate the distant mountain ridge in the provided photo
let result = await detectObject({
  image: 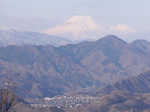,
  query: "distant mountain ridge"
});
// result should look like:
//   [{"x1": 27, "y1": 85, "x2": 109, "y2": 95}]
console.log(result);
[{"x1": 0, "y1": 29, "x2": 72, "y2": 47}]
